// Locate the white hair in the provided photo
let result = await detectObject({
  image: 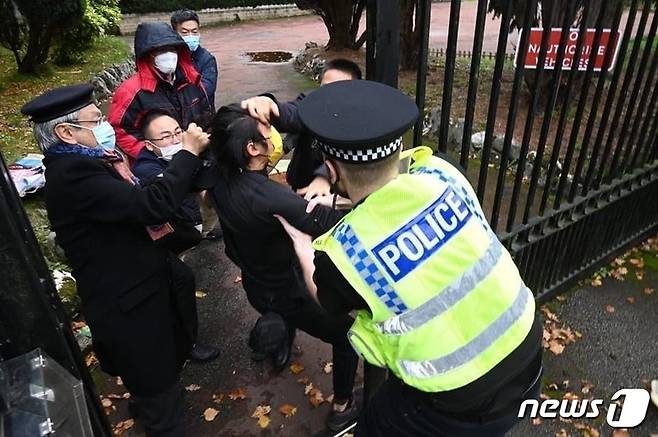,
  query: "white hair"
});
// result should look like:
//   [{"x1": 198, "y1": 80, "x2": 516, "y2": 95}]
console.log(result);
[{"x1": 32, "y1": 109, "x2": 80, "y2": 152}]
